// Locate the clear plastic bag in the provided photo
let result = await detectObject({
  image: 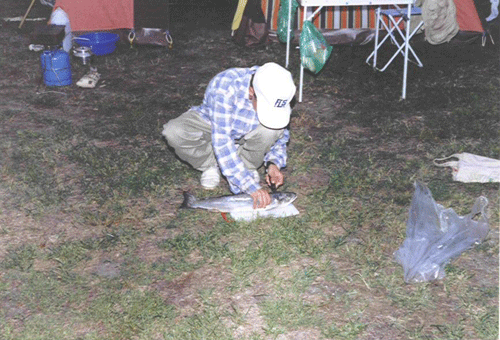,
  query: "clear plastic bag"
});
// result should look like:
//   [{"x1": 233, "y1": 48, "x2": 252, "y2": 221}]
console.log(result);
[
  {"x1": 299, "y1": 21, "x2": 333, "y2": 74},
  {"x1": 277, "y1": 0, "x2": 298, "y2": 43},
  {"x1": 394, "y1": 181, "x2": 489, "y2": 283}
]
